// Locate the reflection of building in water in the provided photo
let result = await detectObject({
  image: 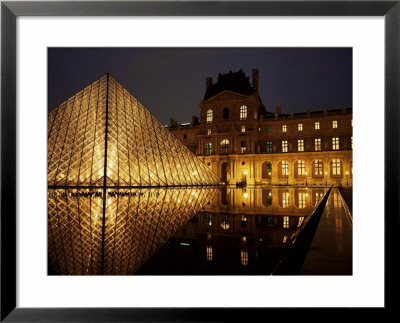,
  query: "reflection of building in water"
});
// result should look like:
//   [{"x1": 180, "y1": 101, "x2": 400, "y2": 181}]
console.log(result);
[
  {"x1": 48, "y1": 188, "x2": 217, "y2": 275},
  {"x1": 167, "y1": 187, "x2": 328, "y2": 273},
  {"x1": 168, "y1": 69, "x2": 352, "y2": 187}
]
